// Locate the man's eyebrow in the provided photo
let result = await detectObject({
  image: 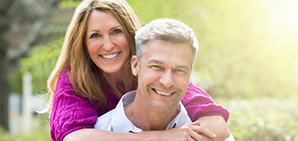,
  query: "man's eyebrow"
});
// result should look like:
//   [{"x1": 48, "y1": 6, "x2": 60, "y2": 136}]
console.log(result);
[
  {"x1": 176, "y1": 65, "x2": 191, "y2": 71},
  {"x1": 147, "y1": 59, "x2": 164, "y2": 65},
  {"x1": 147, "y1": 59, "x2": 191, "y2": 70}
]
